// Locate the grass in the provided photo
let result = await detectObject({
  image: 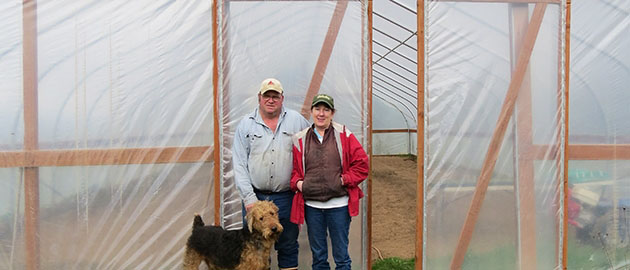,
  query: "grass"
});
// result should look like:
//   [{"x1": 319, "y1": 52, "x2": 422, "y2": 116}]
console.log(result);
[
  {"x1": 372, "y1": 239, "x2": 630, "y2": 270},
  {"x1": 372, "y1": 257, "x2": 415, "y2": 270}
]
